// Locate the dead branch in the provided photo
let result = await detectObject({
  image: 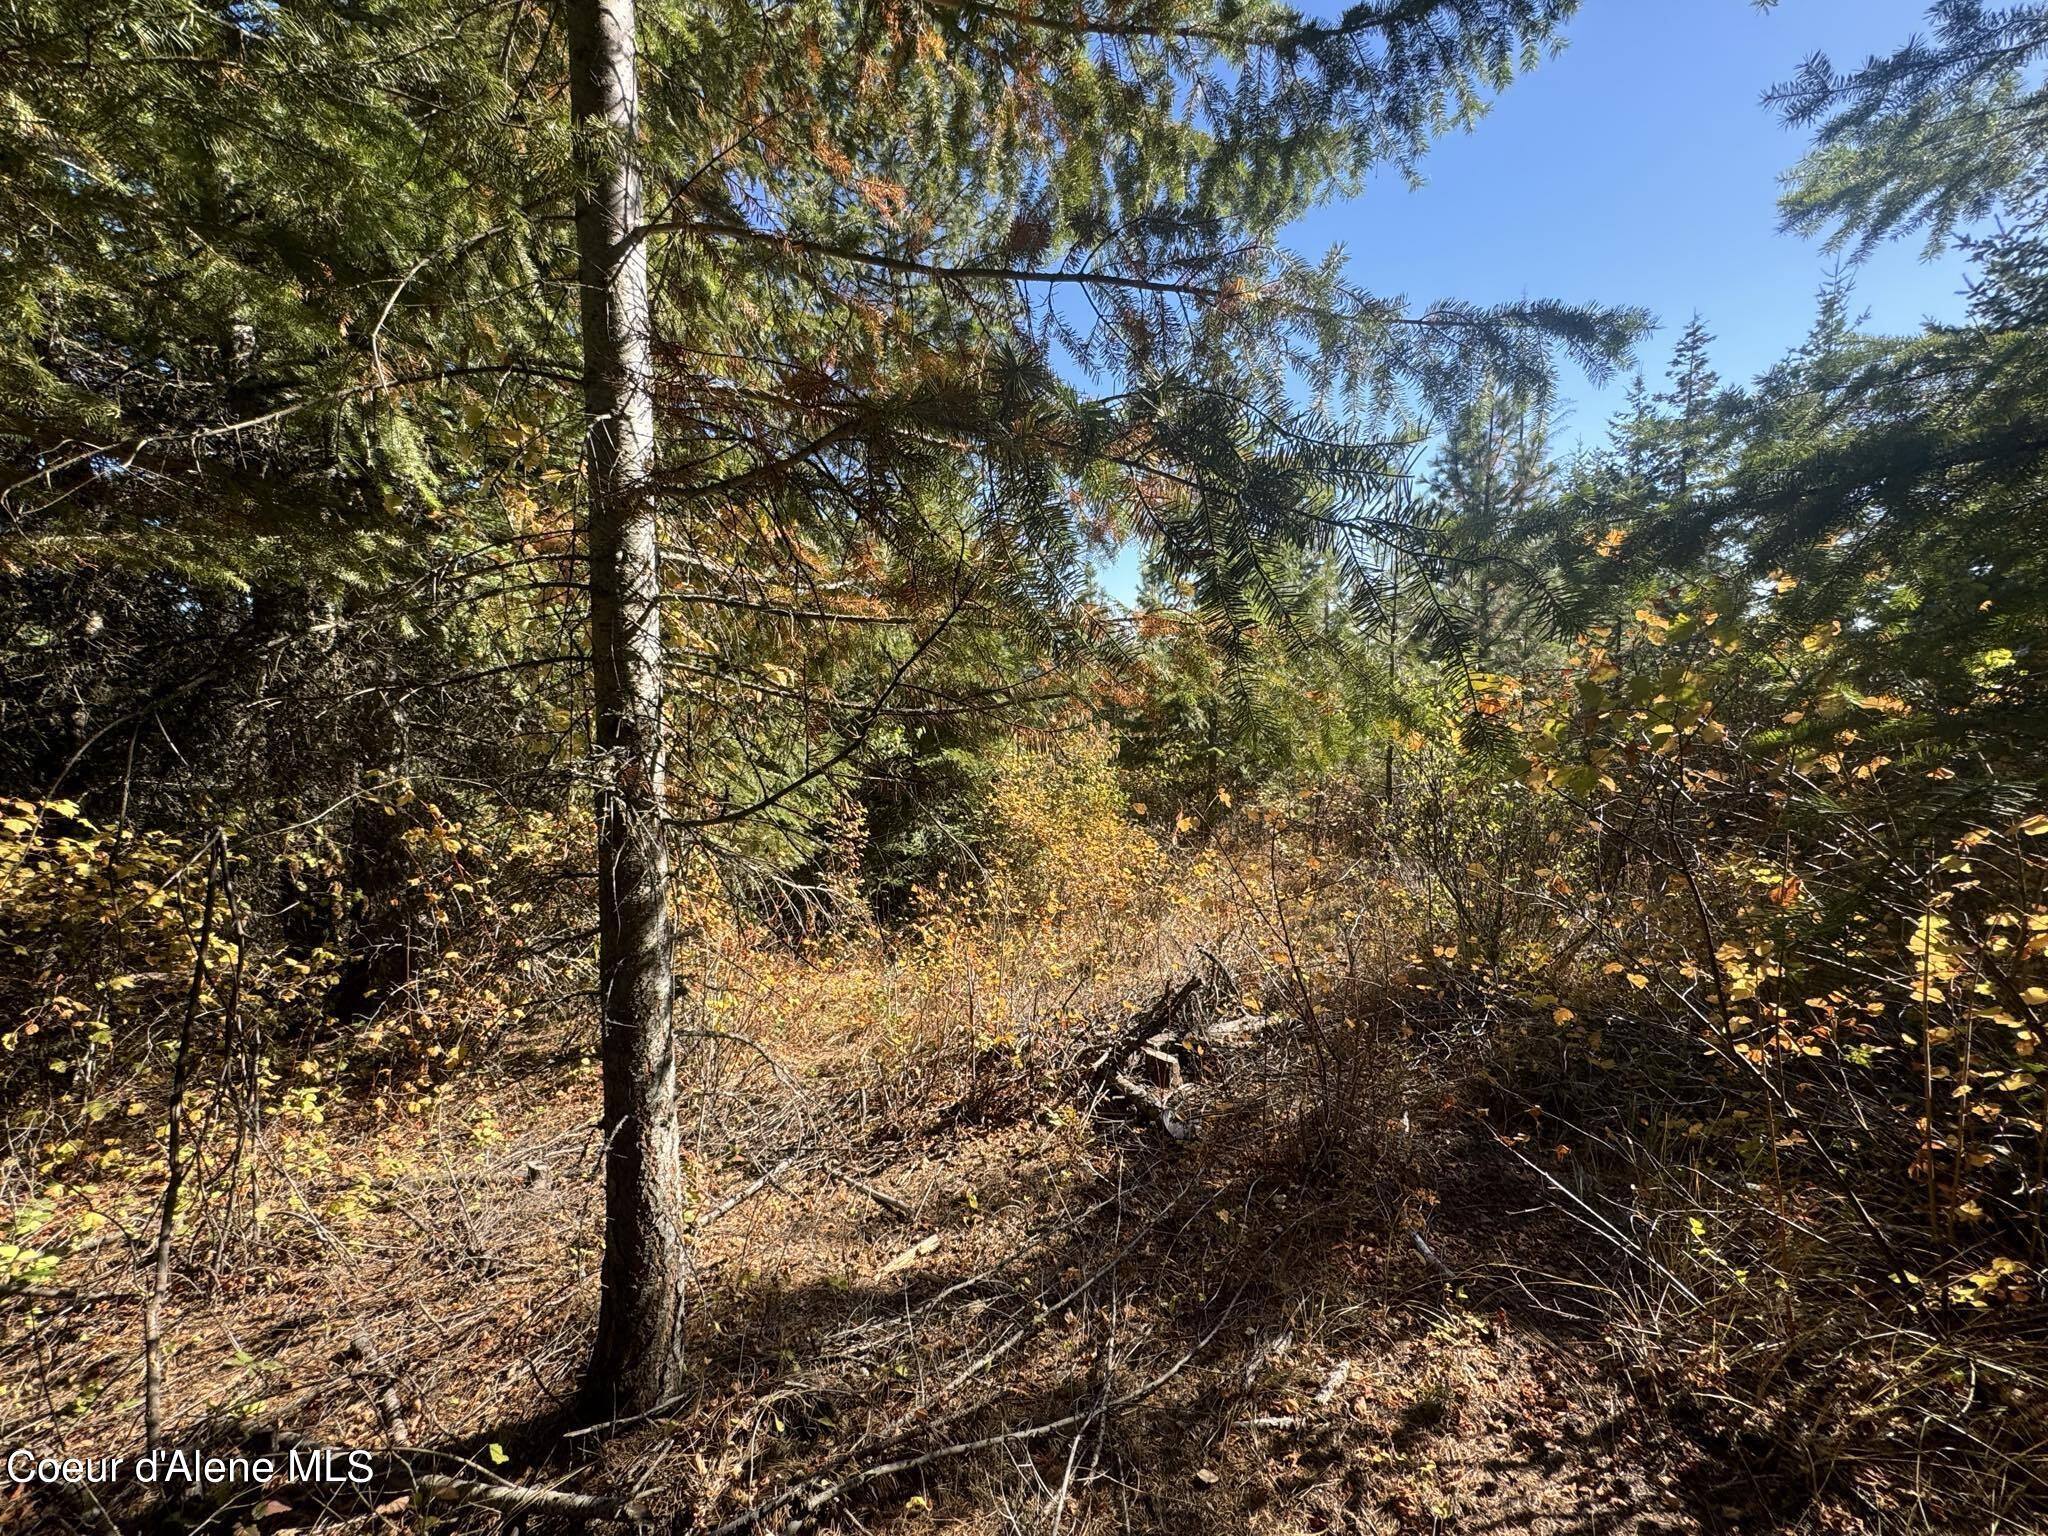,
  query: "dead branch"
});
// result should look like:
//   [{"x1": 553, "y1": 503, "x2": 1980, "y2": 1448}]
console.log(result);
[
  {"x1": 412, "y1": 1472, "x2": 648, "y2": 1524},
  {"x1": 1108, "y1": 1071, "x2": 1194, "y2": 1140},
  {"x1": 706, "y1": 1322, "x2": 1227, "y2": 1536},
  {"x1": 824, "y1": 1165, "x2": 914, "y2": 1219},
  {"x1": 244, "y1": 1432, "x2": 649, "y2": 1527},
  {"x1": 343, "y1": 1330, "x2": 414, "y2": 1446},
  {"x1": 144, "y1": 833, "x2": 223, "y2": 1452}
]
